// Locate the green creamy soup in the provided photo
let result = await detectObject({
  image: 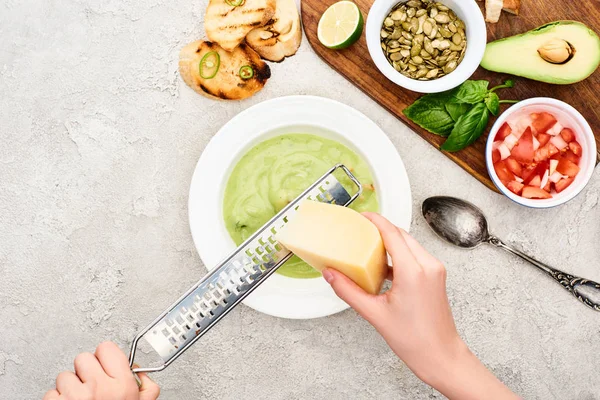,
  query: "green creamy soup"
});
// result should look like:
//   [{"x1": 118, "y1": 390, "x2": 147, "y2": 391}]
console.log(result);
[{"x1": 223, "y1": 134, "x2": 379, "y2": 278}]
